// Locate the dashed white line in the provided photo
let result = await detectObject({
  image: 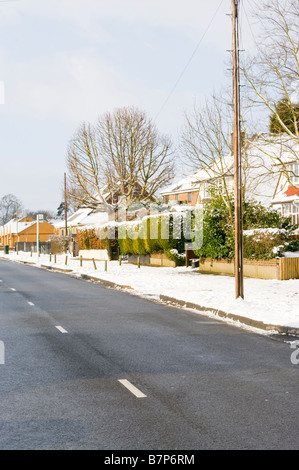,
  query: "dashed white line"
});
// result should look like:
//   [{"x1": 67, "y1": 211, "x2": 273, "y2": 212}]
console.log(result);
[
  {"x1": 55, "y1": 325, "x2": 68, "y2": 334},
  {"x1": 10, "y1": 288, "x2": 16, "y2": 291},
  {"x1": 118, "y1": 379, "x2": 147, "y2": 398},
  {"x1": 27, "y1": 301, "x2": 35, "y2": 306}
]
